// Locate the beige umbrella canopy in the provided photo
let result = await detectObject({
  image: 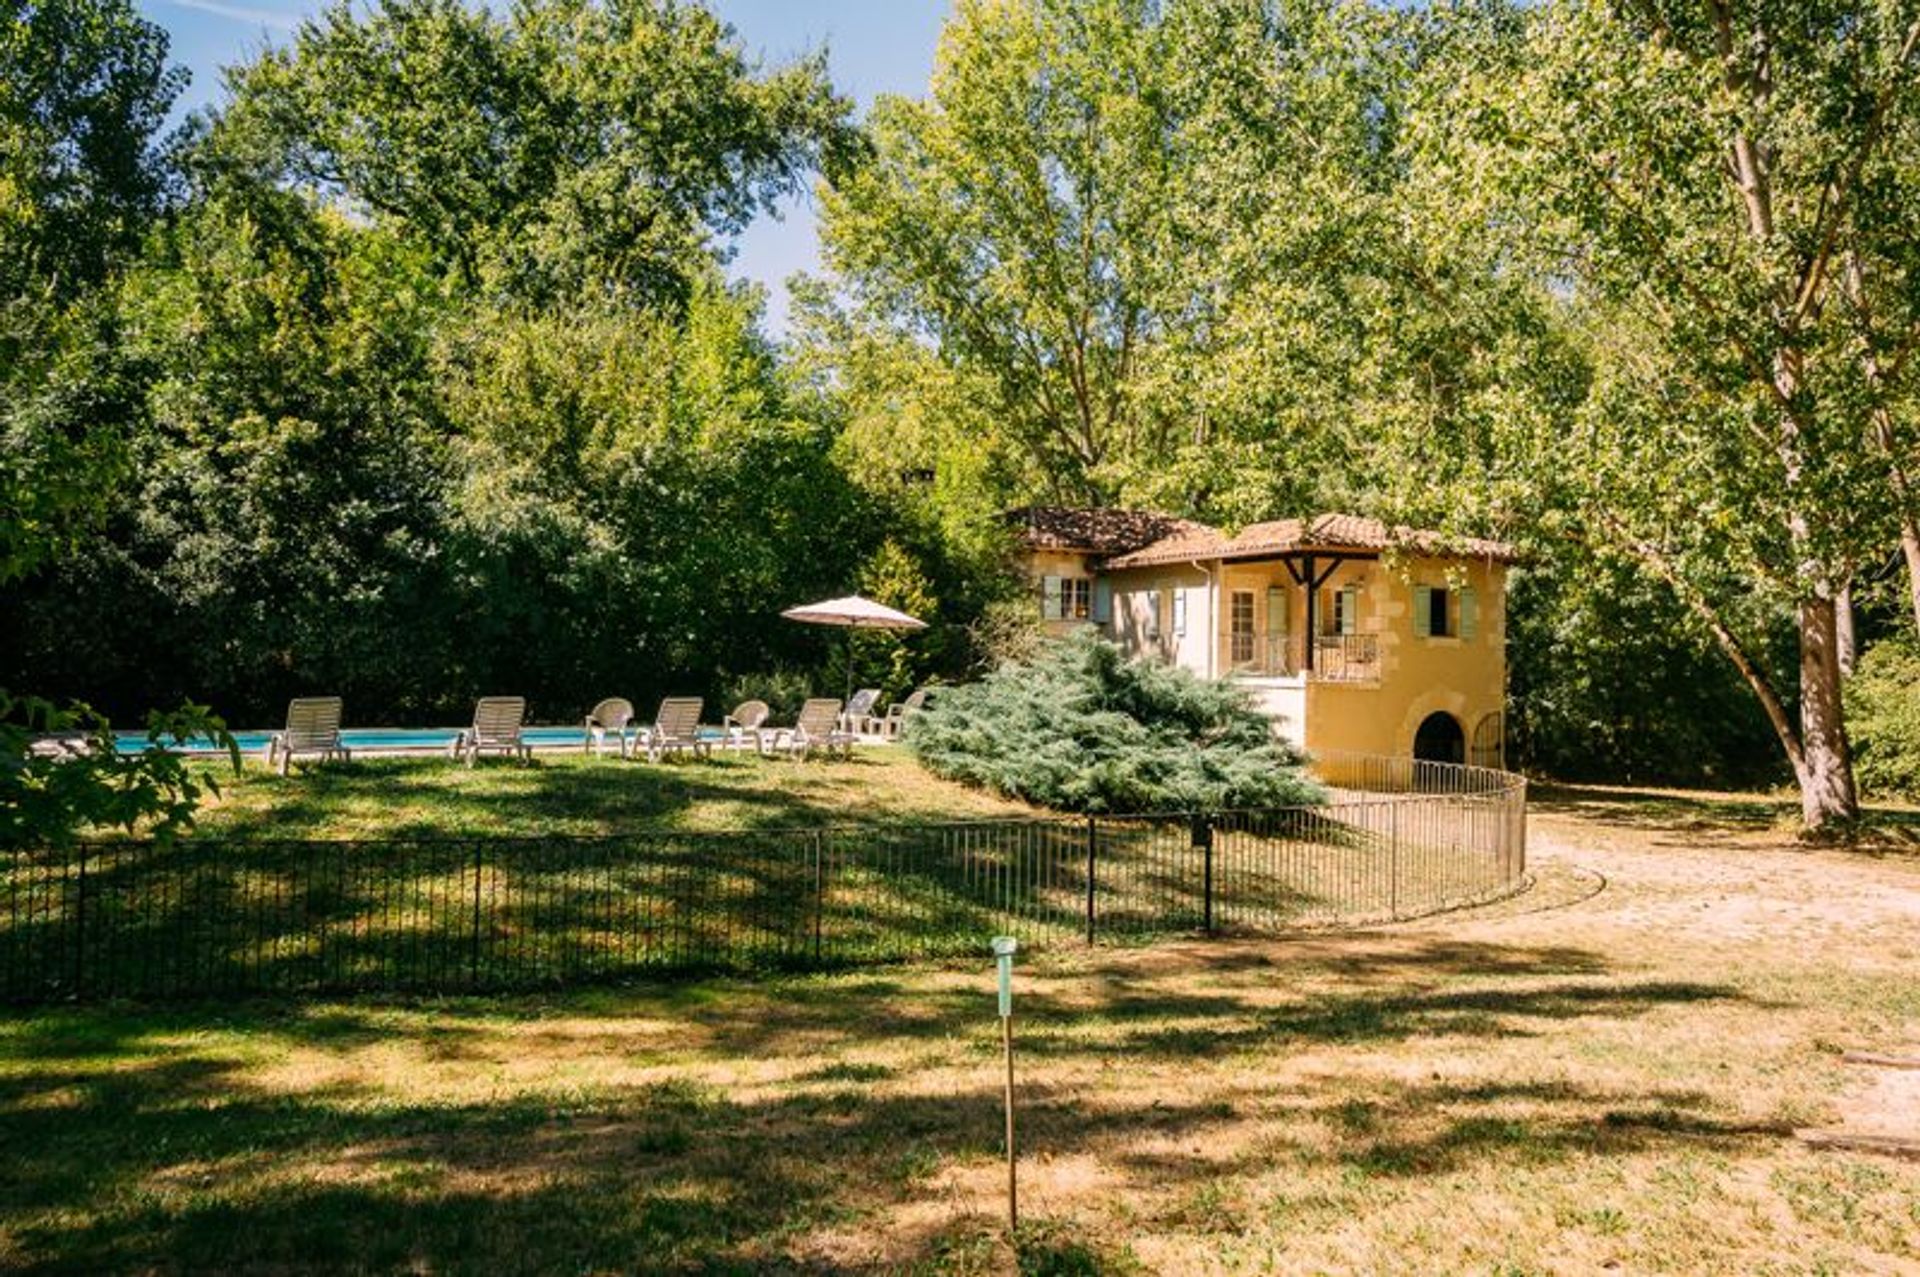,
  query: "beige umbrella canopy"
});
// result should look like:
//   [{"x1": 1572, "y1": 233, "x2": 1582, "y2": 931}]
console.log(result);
[
  {"x1": 781, "y1": 596, "x2": 928, "y2": 631},
  {"x1": 781, "y1": 595, "x2": 927, "y2": 701}
]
